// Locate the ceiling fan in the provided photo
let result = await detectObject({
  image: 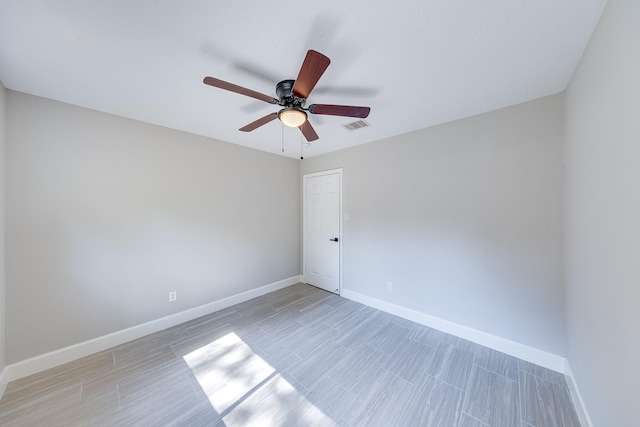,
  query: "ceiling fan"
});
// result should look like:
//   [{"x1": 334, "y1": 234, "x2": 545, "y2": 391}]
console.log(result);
[{"x1": 203, "y1": 50, "x2": 371, "y2": 142}]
